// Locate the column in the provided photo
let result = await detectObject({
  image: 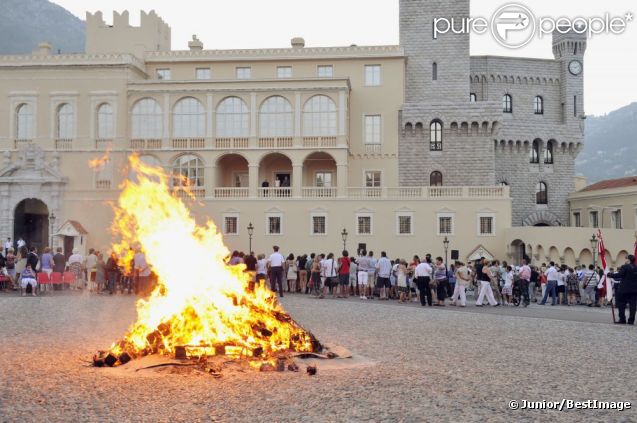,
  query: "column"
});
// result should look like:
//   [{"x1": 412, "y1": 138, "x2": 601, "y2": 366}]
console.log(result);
[
  {"x1": 163, "y1": 93, "x2": 170, "y2": 149},
  {"x1": 207, "y1": 165, "x2": 216, "y2": 198},
  {"x1": 248, "y1": 164, "x2": 259, "y2": 198},
  {"x1": 336, "y1": 163, "x2": 348, "y2": 198},
  {"x1": 294, "y1": 92, "x2": 301, "y2": 147},
  {"x1": 206, "y1": 94, "x2": 214, "y2": 144},
  {"x1": 250, "y1": 93, "x2": 257, "y2": 145},
  {"x1": 292, "y1": 164, "x2": 303, "y2": 198},
  {"x1": 338, "y1": 91, "x2": 347, "y2": 139}
]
